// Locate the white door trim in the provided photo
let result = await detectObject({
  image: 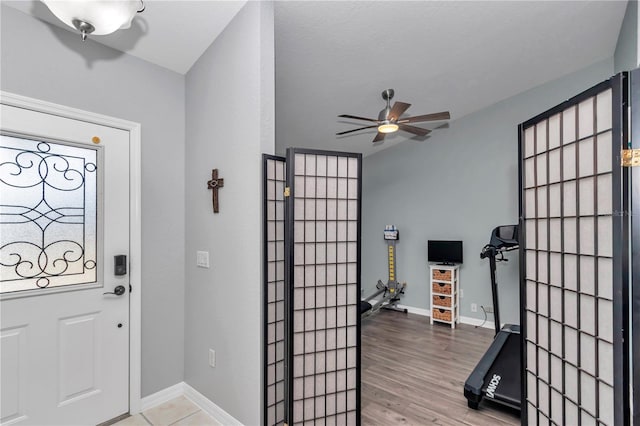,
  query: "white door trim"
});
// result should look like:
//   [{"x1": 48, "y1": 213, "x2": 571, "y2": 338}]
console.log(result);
[{"x1": 0, "y1": 91, "x2": 143, "y2": 414}]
